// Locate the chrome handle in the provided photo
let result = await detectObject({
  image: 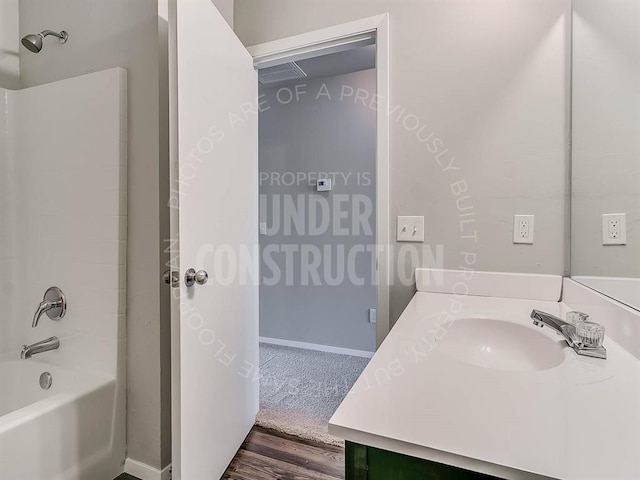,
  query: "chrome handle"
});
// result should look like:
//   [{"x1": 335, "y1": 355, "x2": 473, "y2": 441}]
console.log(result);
[
  {"x1": 162, "y1": 270, "x2": 180, "y2": 288},
  {"x1": 184, "y1": 268, "x2": 208, "y2": 287},
  {"x1": 32, "y1": 287, "x2": 66, "y2": 328}
]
